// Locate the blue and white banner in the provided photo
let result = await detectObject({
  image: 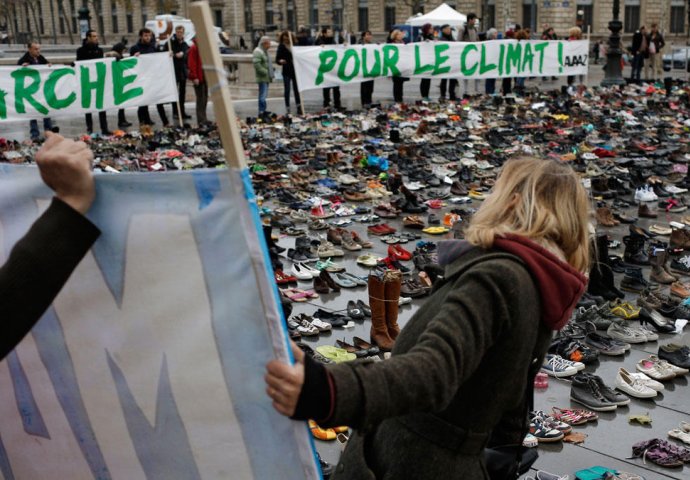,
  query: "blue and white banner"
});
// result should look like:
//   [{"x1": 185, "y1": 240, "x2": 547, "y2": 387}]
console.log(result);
[{"x1": 0, "y1": 166, "x2": 319, "y2": 479}]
